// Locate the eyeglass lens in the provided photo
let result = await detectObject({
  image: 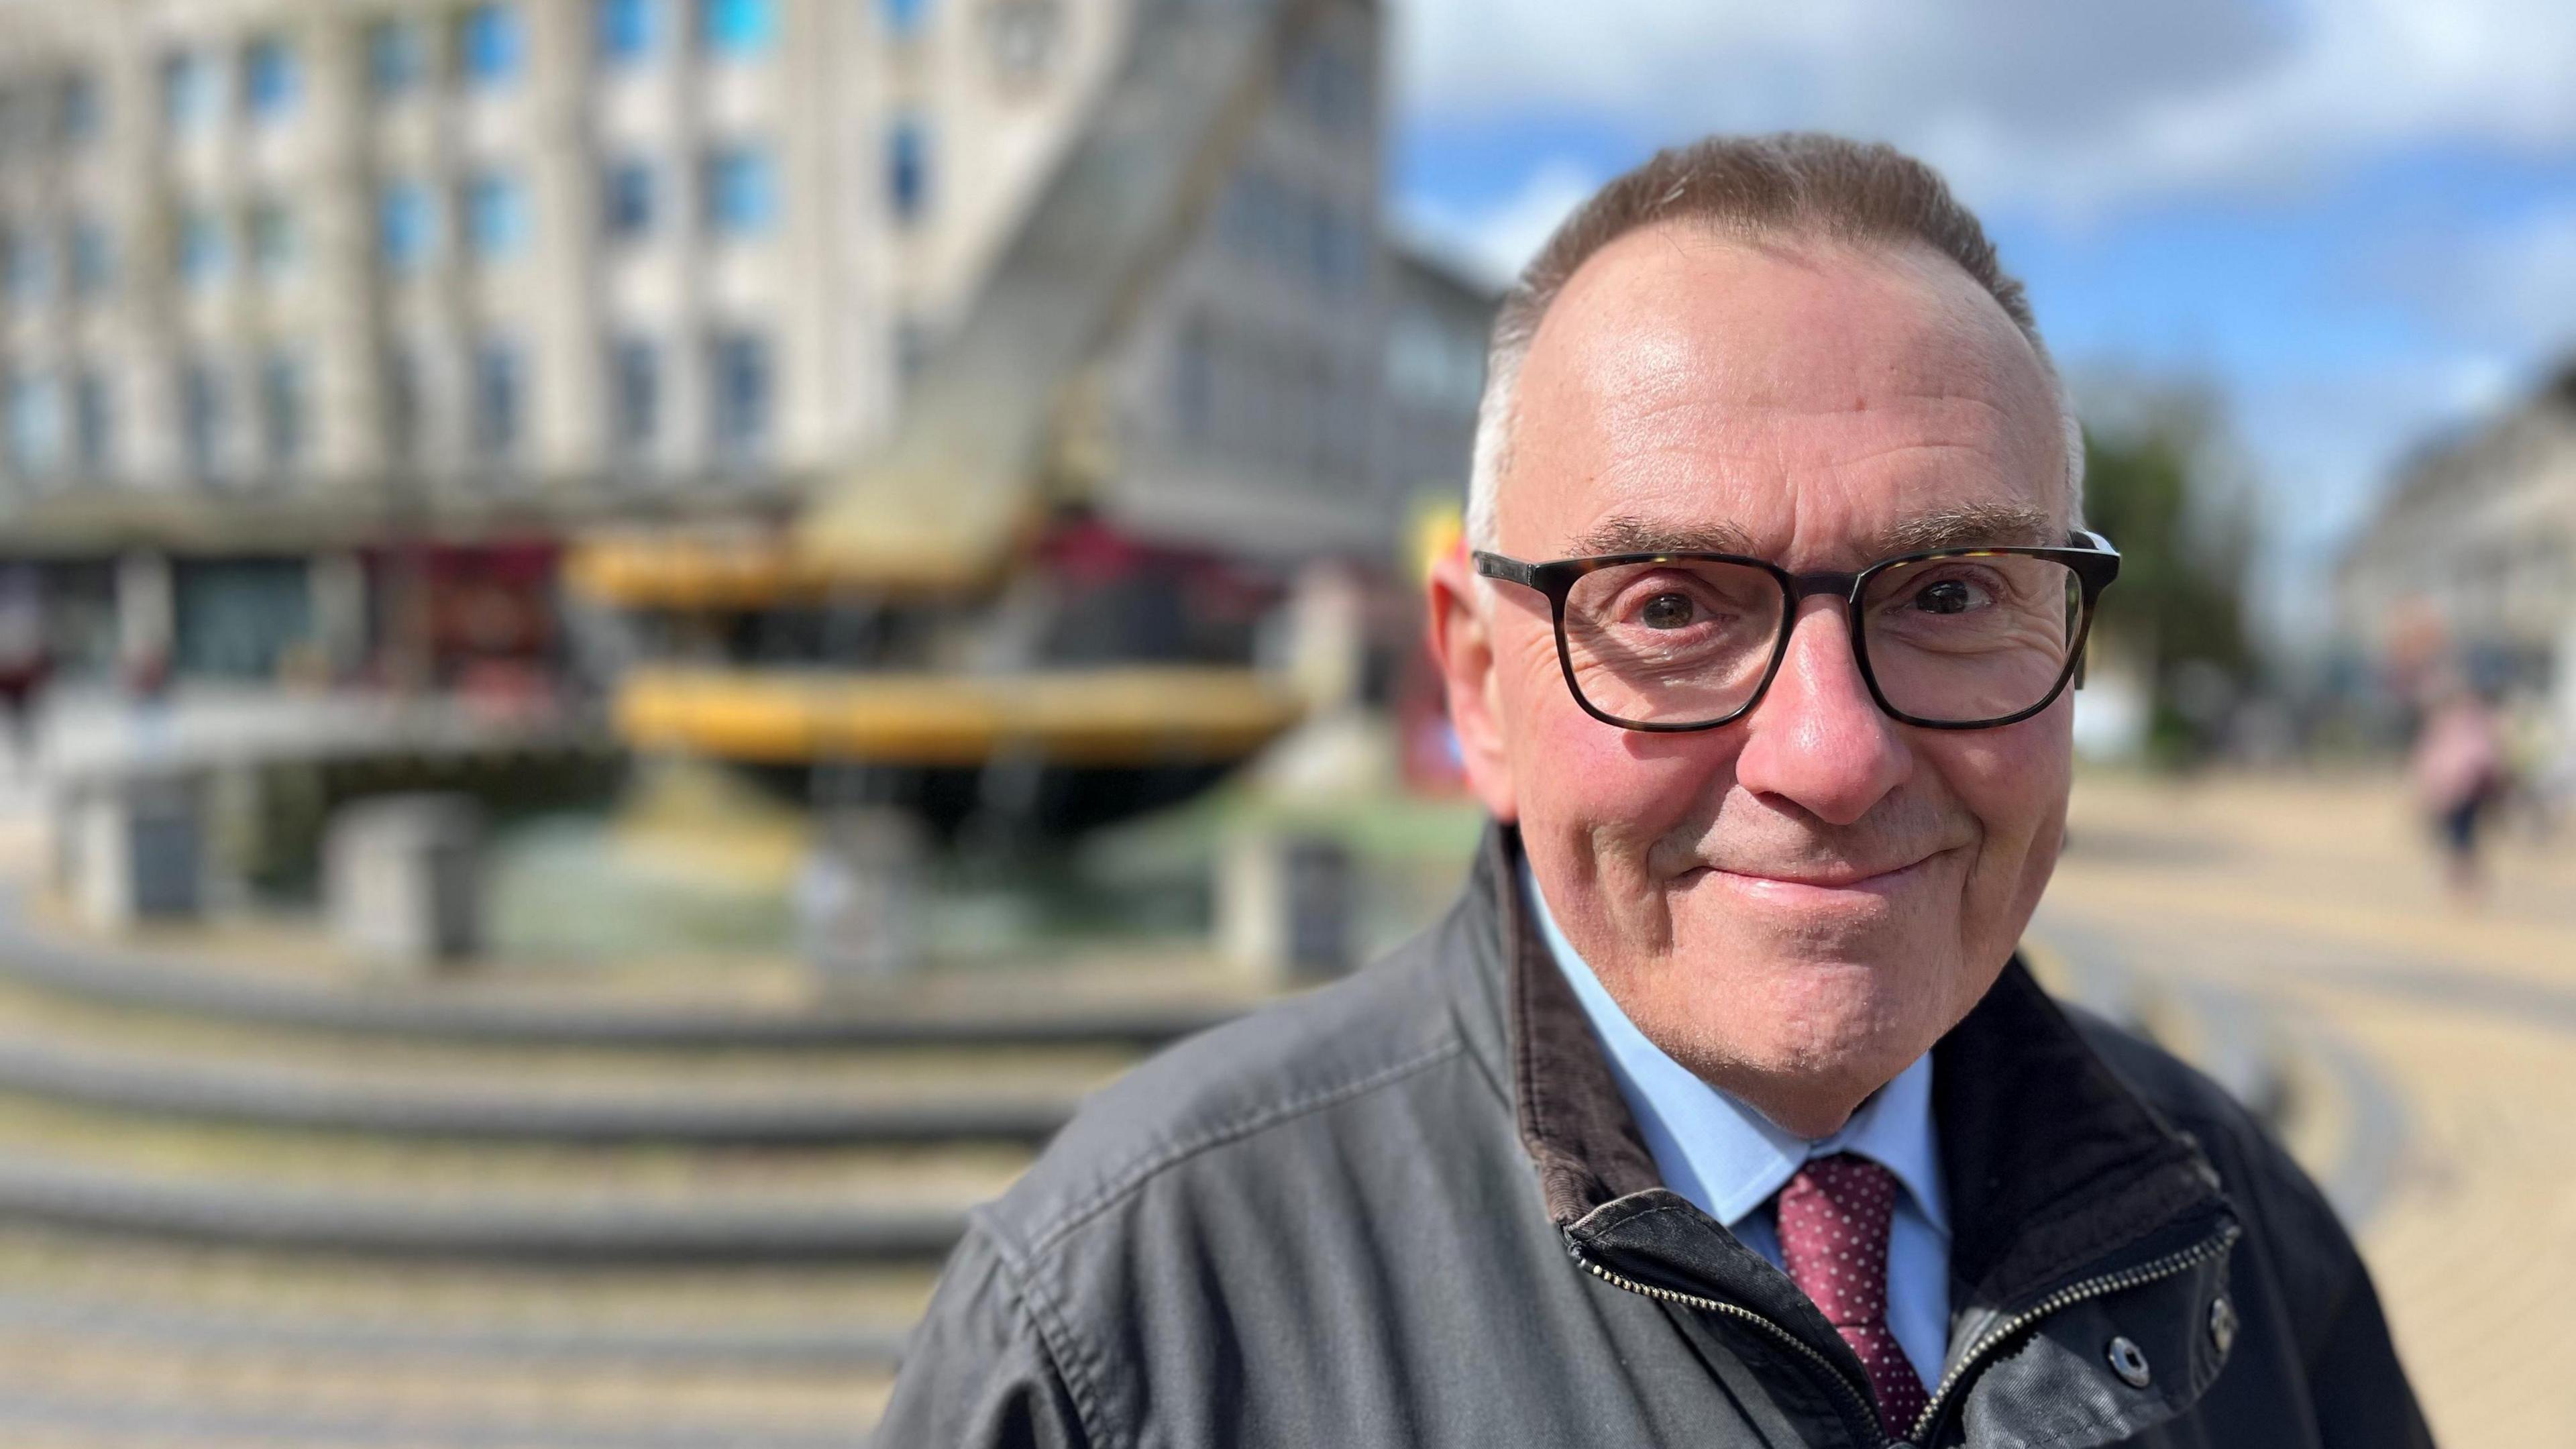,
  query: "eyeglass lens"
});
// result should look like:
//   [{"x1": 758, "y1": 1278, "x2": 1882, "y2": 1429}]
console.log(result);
[{"x1": 1558, "y1": 553, "x2": 2085, "y2": 727}]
